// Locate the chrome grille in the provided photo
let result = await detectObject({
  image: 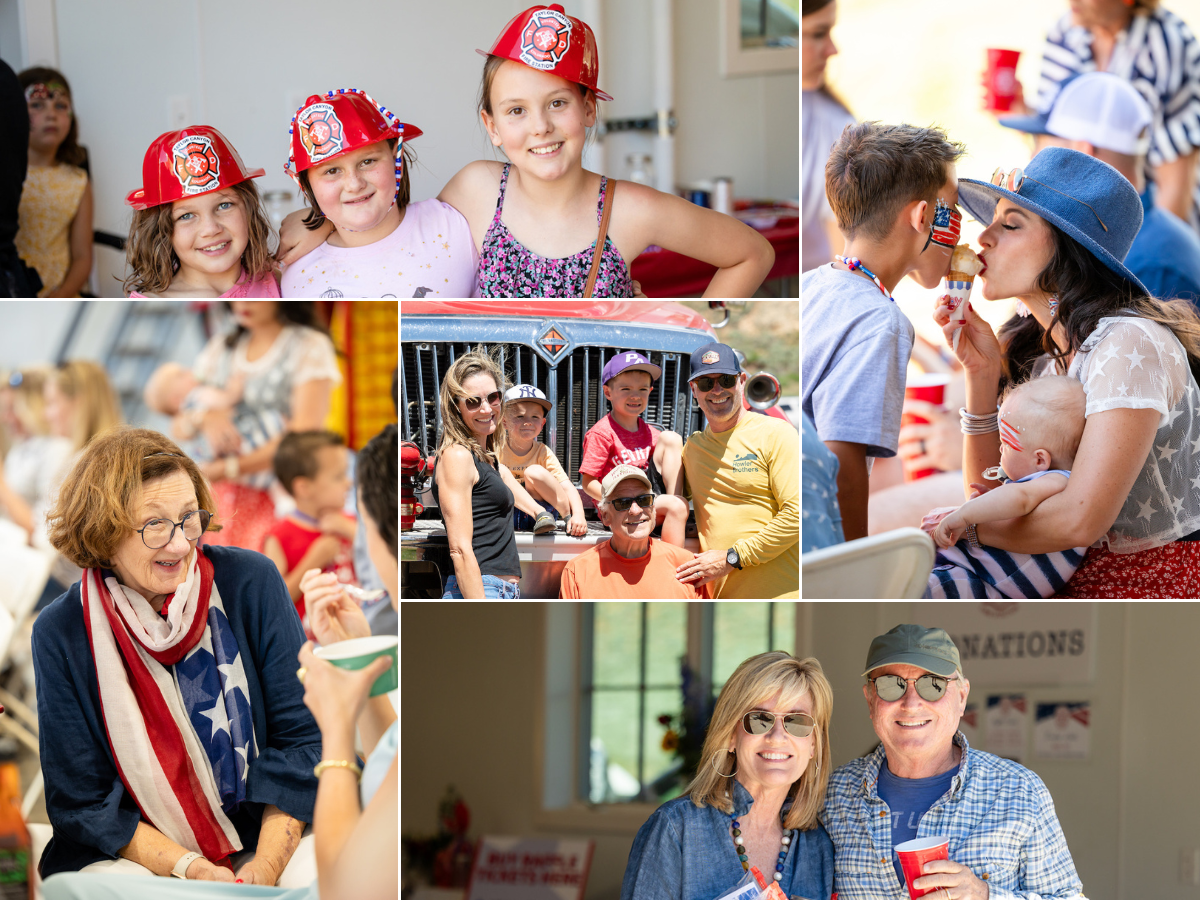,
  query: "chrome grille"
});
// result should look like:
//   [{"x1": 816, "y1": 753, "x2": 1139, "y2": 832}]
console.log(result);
[{"x1": 401, "y1": 342, "x2": 702, "y2": 489}]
